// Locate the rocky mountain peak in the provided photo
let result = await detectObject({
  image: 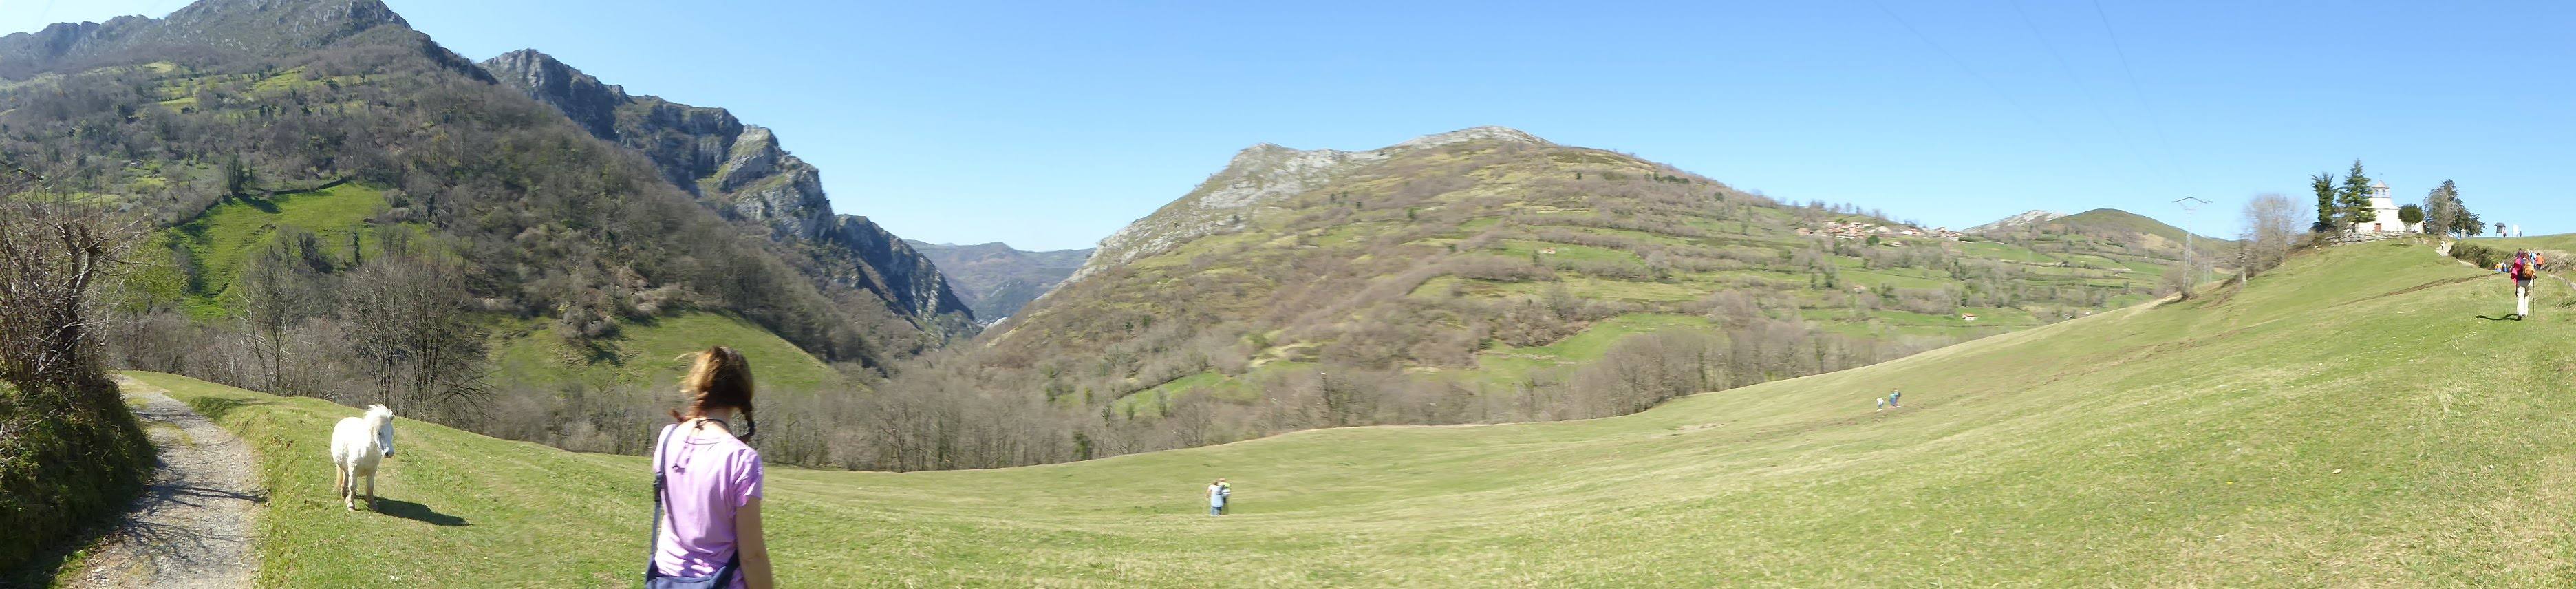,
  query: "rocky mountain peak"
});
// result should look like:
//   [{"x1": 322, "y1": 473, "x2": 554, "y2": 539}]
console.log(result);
[
  {"x1": 1069, "y1": 126, "x2": 1553, "y2": 283},
  {"x1": 2, "y1": 0, "x2": 425, "y2": 78},
  {"x1": 160, "y1": 0, "x2": 409, "y2": 52},
  {"x1": 1969, "y1": 210, "x2": 2066, "y2": 233},
  {"x1": 168, "y1": 0, "x2": 409, "y2": 29},
  {"x1": 1391, "y1": 125, "x2": 1549, "y2": 149},
  {"x1": 480, "y1": 49, "x2": 627, "y2": 138}
]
